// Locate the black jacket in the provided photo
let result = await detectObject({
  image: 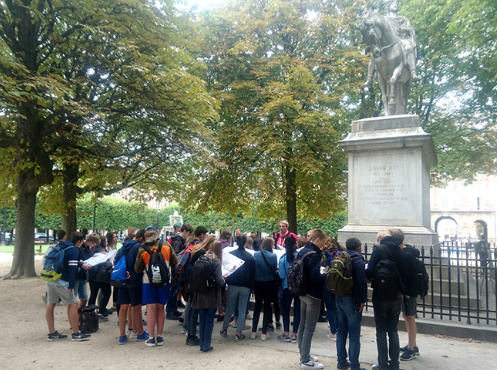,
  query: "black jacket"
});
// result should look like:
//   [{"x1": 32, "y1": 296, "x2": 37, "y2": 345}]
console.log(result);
[
  {"x1": 403, "y1": 244, "x2": 421, "y2": 297},
  {"x1": 348, "y1": 250, "x2": 368, "y2": 305},
  {"x1": 170, "y1": 234, "x2": 186, "y2": 255},
  {"x1": 298, "y1": 241, "x2": 325, "y2": 299},
  {"x1": 115, "y1": 239, "x2": 144, "y2": 286},
  {"x1": 225, "y1": 247, "x2": 255, "y2": 289},
  {"x1": 366, "y1": 236, "x2": 408, "y2": 295}
]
